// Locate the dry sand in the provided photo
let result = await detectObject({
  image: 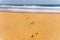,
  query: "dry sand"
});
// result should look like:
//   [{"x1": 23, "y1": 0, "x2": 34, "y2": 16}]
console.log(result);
[{"x1": 0, "y1": 12, "x2": 60, "y2": 40}]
